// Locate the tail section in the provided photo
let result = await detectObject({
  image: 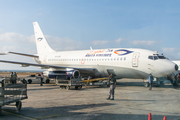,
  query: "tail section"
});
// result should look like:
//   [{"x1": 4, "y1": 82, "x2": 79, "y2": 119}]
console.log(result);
[{"x1": 33, "y1": 22, "x2": 55, "y2": 55}]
